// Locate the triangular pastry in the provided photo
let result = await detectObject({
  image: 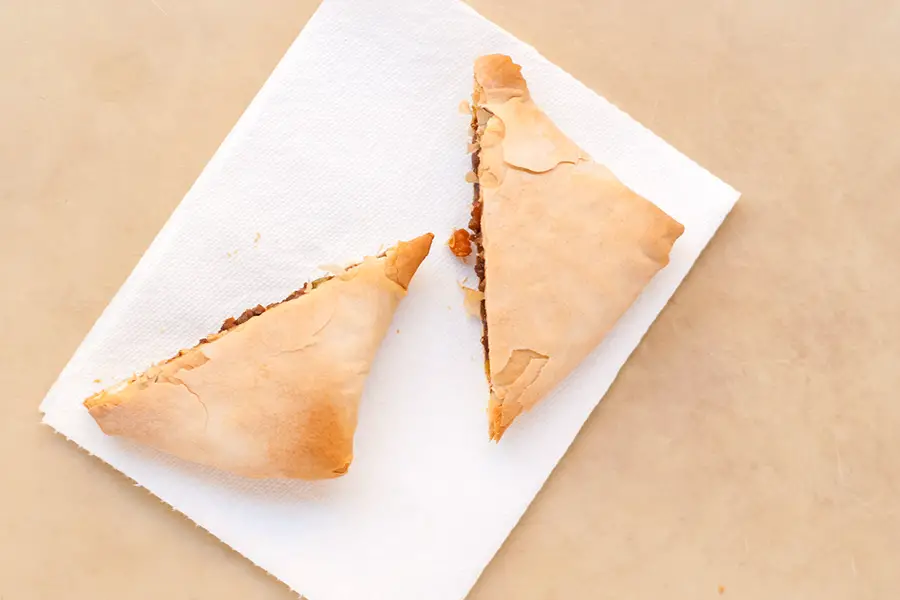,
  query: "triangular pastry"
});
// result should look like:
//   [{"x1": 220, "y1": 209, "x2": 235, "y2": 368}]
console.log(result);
[
  {"x1": 85, "y1": 234, "x2": 434, "y2": 479},
  {"x1": 467, "y1": 55, "x2": 684, "y2": 440}
]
